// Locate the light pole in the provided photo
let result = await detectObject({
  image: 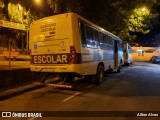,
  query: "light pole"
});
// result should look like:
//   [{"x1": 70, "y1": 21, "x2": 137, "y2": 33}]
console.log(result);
[{"x1": 26, "y1": 0, "x2": 41, "y2": 50}]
